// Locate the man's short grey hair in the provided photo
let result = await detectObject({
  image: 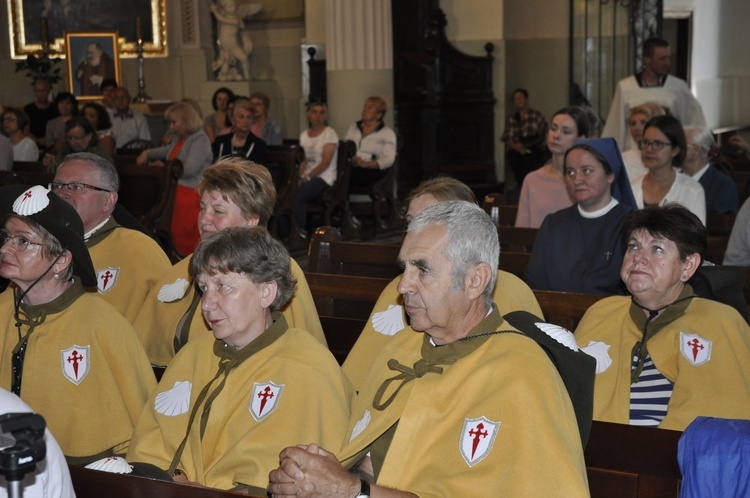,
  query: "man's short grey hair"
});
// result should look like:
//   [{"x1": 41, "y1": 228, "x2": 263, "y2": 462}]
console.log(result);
[
  {"x1": 58, "y1": 152, "x2": 120, "y2": 192},
  {"x1": 408, "y1": 200, "x2": 498, "y2": 308},
  {"x1": 684, "y1": 126, "x2": 715, "y2": 156}
]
